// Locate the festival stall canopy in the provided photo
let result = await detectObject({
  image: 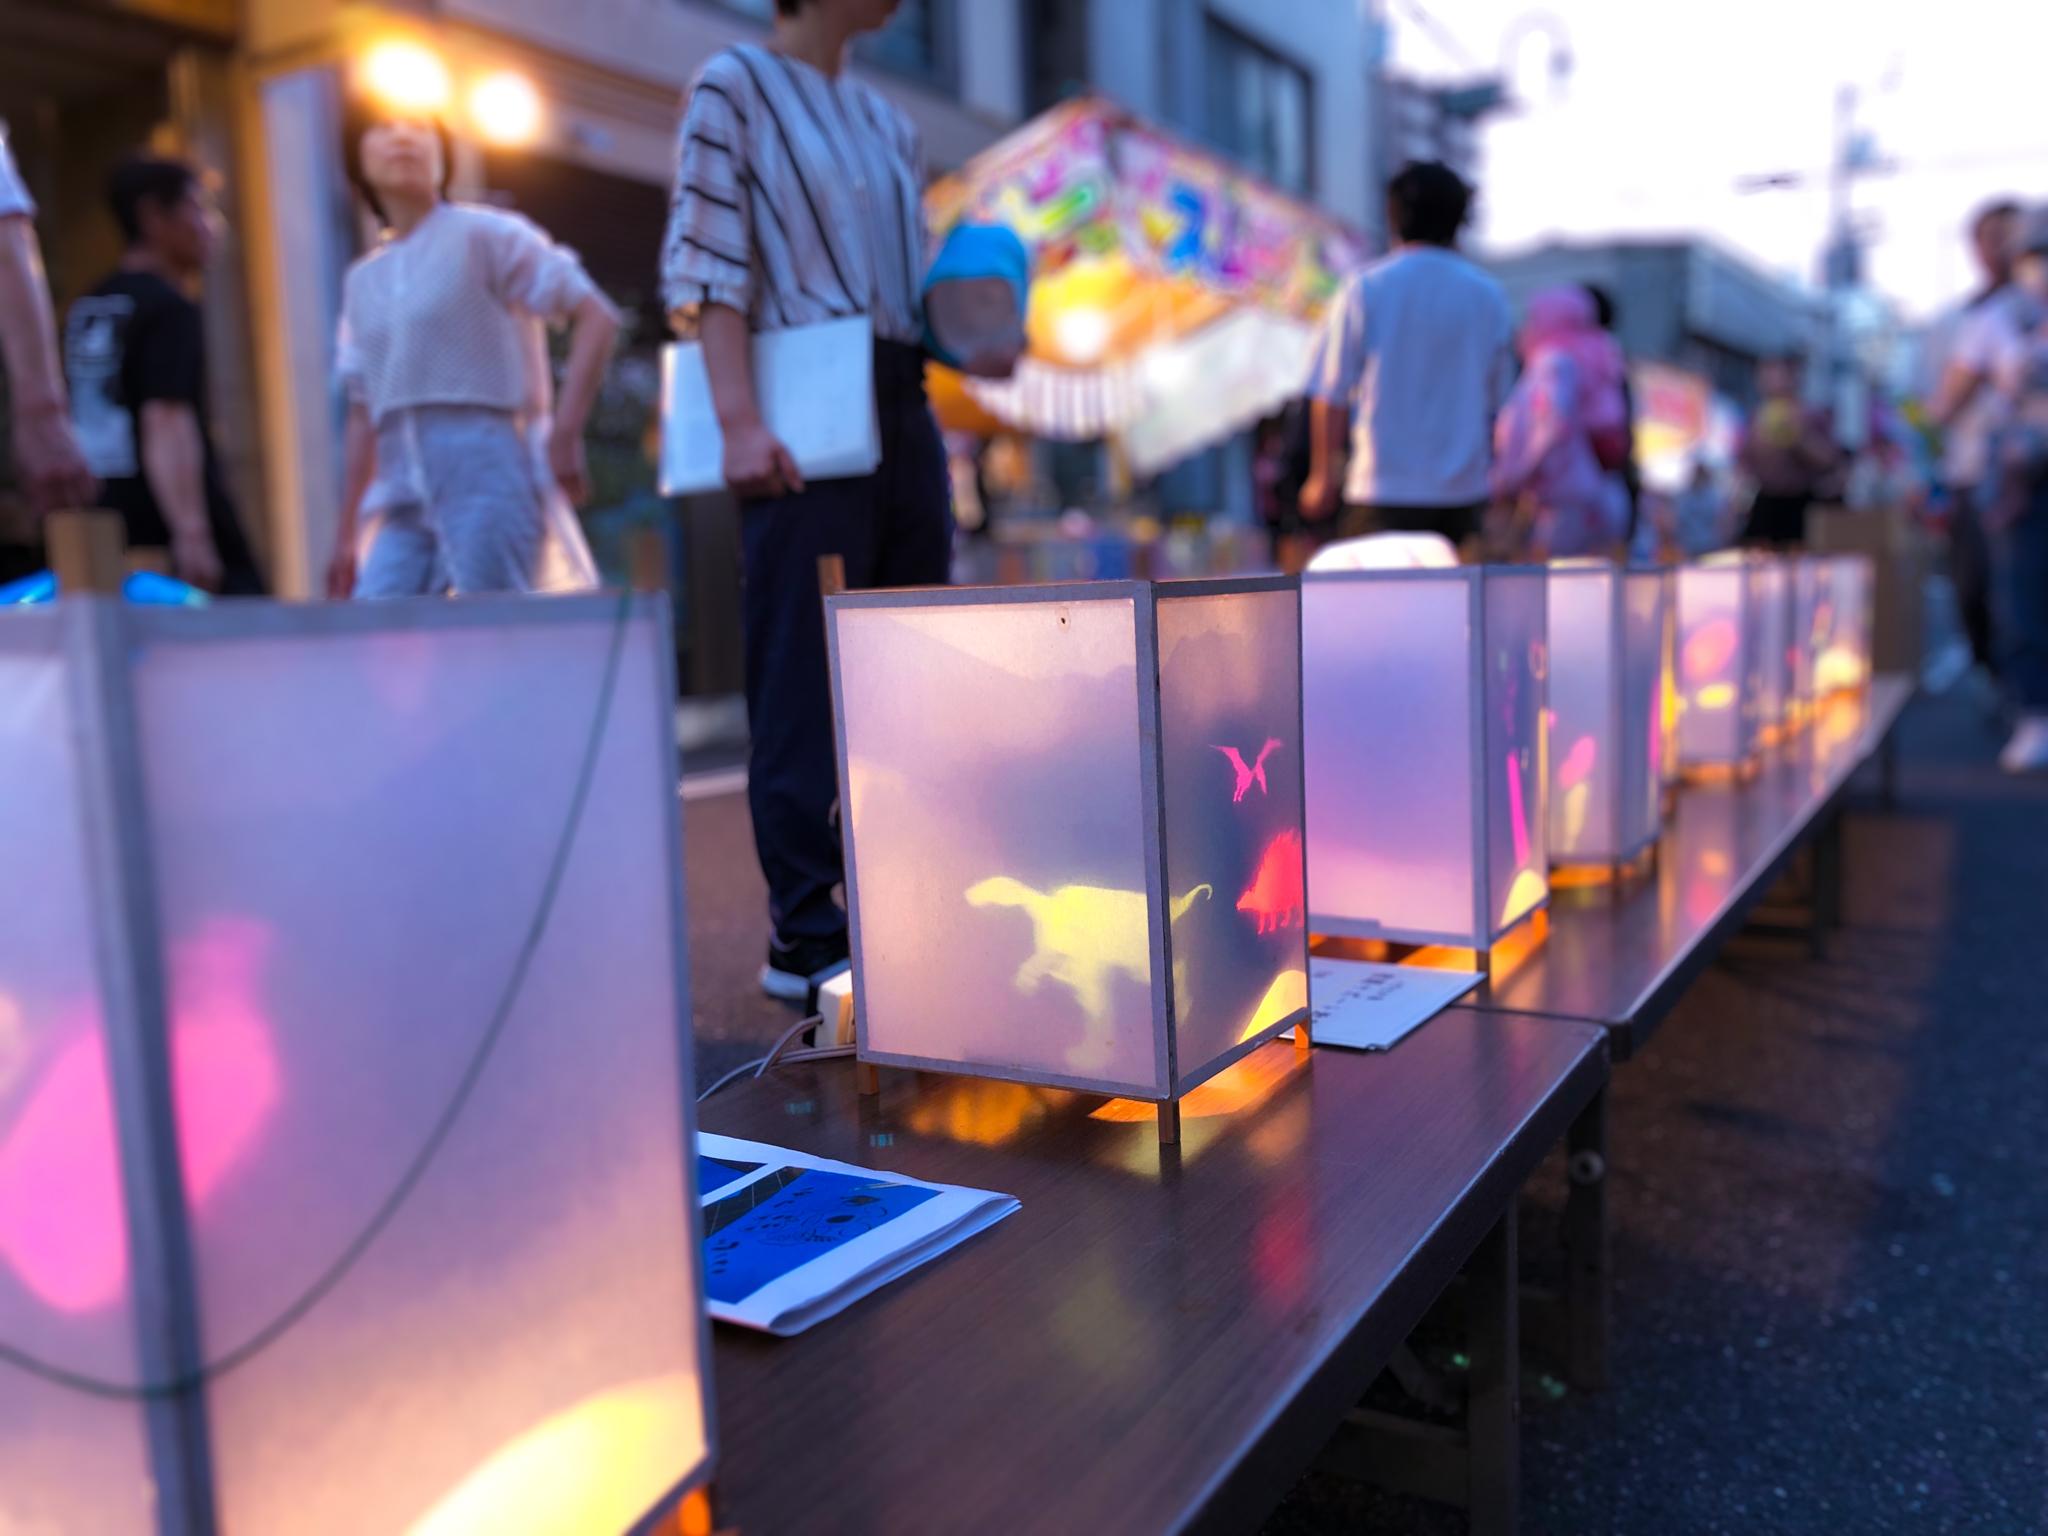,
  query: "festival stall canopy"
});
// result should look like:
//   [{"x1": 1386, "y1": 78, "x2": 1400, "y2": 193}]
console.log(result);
[{"x1": 926, "y1": 98, "x2": 1371, "y2": 472}]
